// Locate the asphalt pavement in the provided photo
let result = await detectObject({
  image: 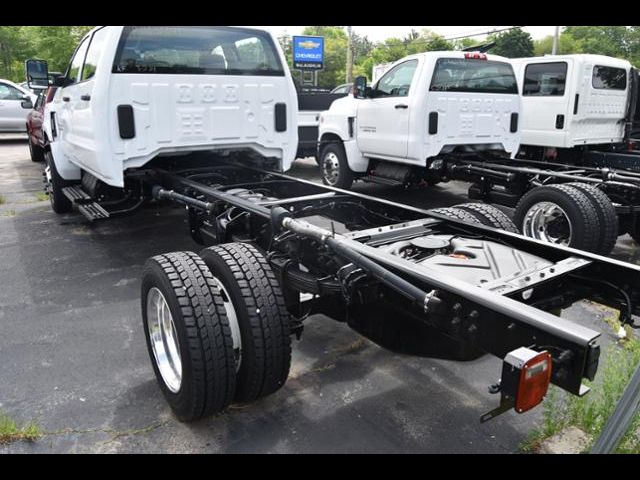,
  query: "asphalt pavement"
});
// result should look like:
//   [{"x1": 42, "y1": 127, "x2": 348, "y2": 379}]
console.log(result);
[{"x1": 0, "y1": 136, "x2": 638, "y2": 453}]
